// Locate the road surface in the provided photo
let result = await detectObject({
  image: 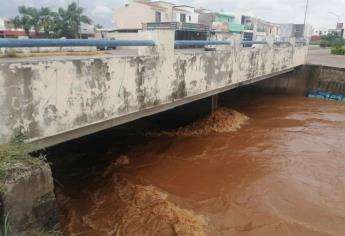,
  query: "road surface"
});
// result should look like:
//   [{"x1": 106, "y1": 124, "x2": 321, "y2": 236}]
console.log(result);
[{"x1": 307, "y1": 46, "x2": 345, "y2": 68}]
